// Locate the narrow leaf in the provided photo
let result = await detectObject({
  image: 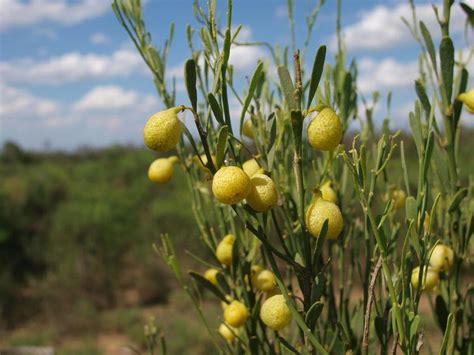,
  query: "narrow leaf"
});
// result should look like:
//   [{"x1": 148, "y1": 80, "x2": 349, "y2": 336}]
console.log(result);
[
  {"x1": 184, "y1": 59, "x2": 198, "y2": 111},
  {"x1": 239, "y1": 61, "x2": 264, "y2": 135},
  {"x1": 278, "y1": 66, "x2": 297, "y2": 110},
  {"x1": 448, "y1": 187, "x2": 468, "y2": 213},
  {"x1": 307, "y1": 45, "x2": 326, "y2": 110},
  {"x1": 208, "y1": 93, "x2": 224, "y2": 125},
  {"x1": 440, "y1": 37, "x2": 454, "y2": 102},
  {"x1": 216, "y1": 125, "x2": 229, "y2": 168},
  {"x1": 189, "y1": 271, "x2": 227, "y2": 302},
  {"x1": 419, "y1": 21, "x2": 437, "y2": 73}
]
